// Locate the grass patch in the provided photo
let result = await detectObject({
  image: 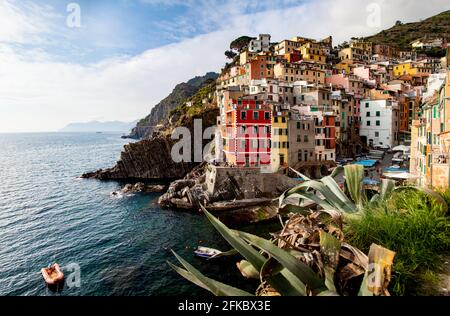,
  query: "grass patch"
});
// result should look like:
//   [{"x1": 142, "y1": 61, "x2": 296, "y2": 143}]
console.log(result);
[{"x1": 346, "y1": 190, "x2": 450, "y2": 296}]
